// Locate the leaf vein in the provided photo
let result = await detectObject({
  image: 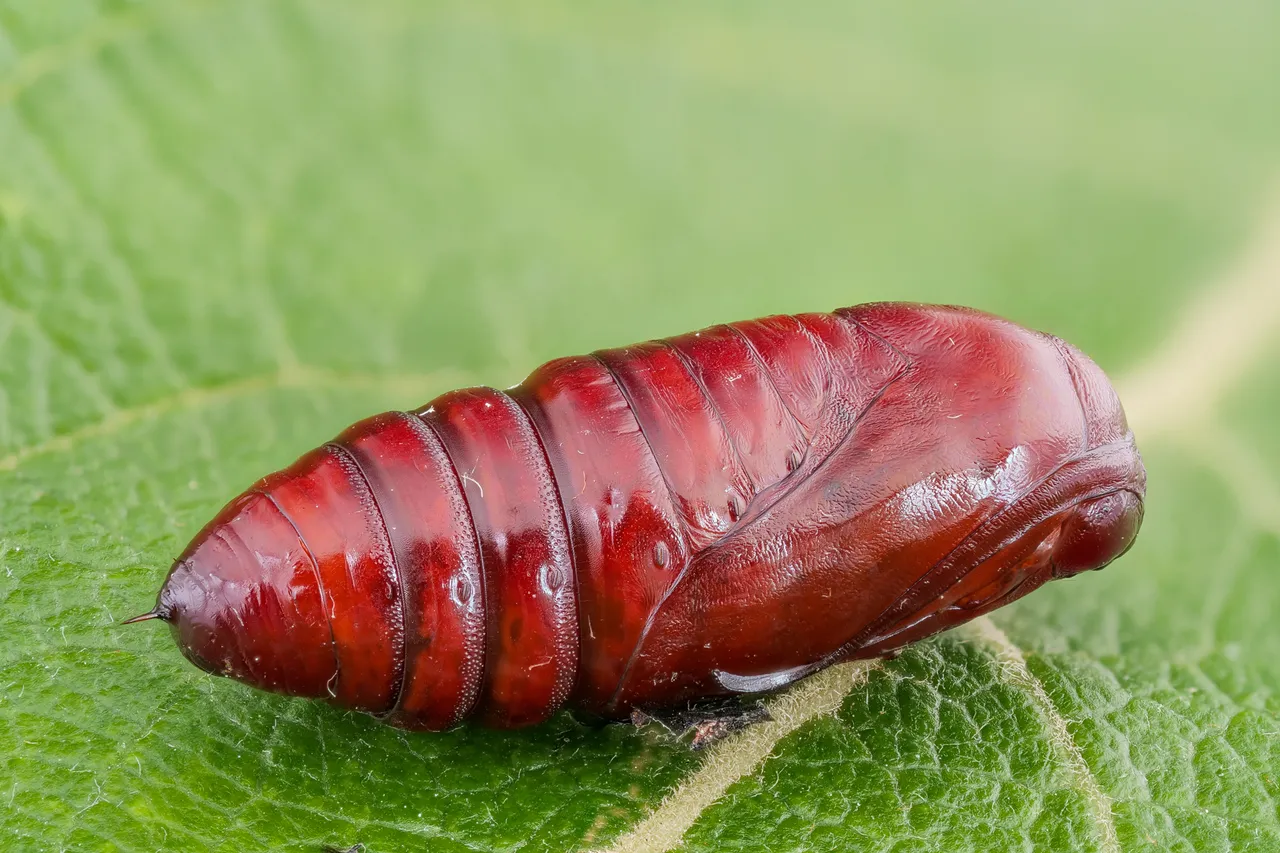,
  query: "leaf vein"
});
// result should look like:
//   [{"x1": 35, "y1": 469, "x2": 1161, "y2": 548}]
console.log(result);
[
  {"x1": 0, "y1": 365, "x2": 474, "y2": 475},
  {"x1": 592, "y1": 660, "x2": 880, "y2": 853},
  {"x1": 961, "y1": 617, "x2": 1120, "y2": 853}
]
